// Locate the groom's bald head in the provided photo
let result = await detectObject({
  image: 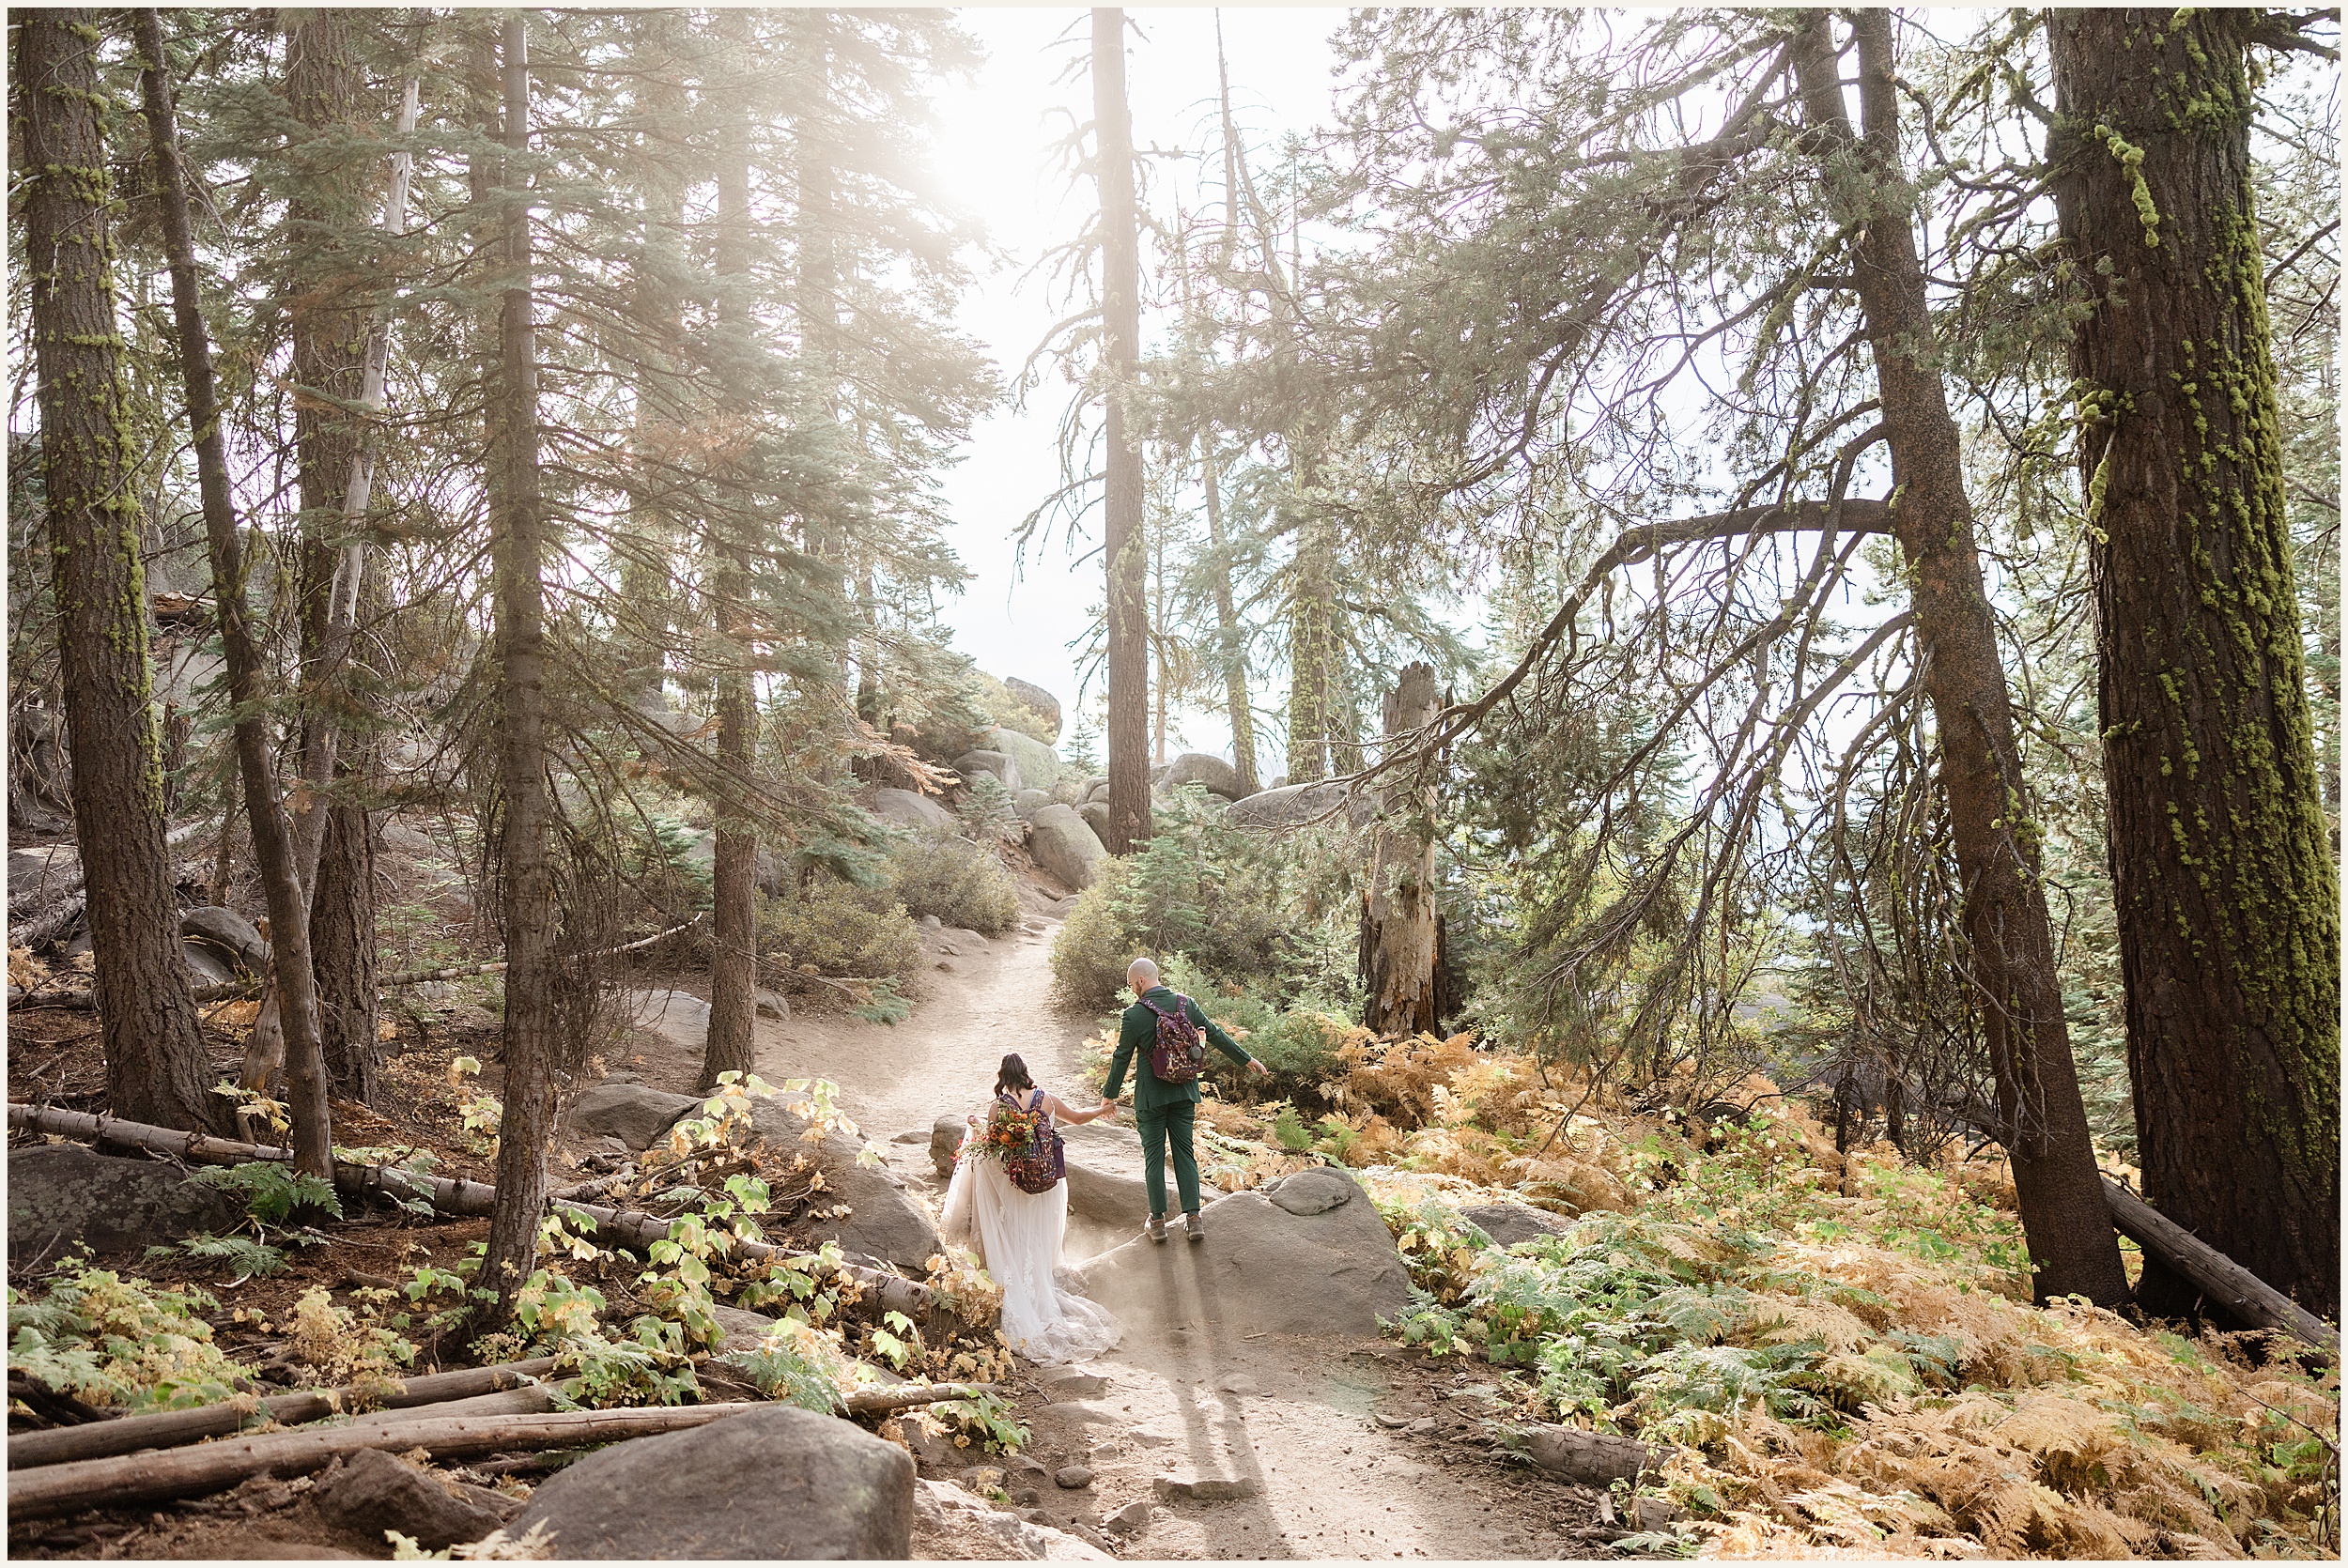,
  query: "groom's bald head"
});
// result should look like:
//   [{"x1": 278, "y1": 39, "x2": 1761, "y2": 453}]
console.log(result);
[{"x1": 1126, "y1": 957, "x2": 1160, "y2": 990}]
